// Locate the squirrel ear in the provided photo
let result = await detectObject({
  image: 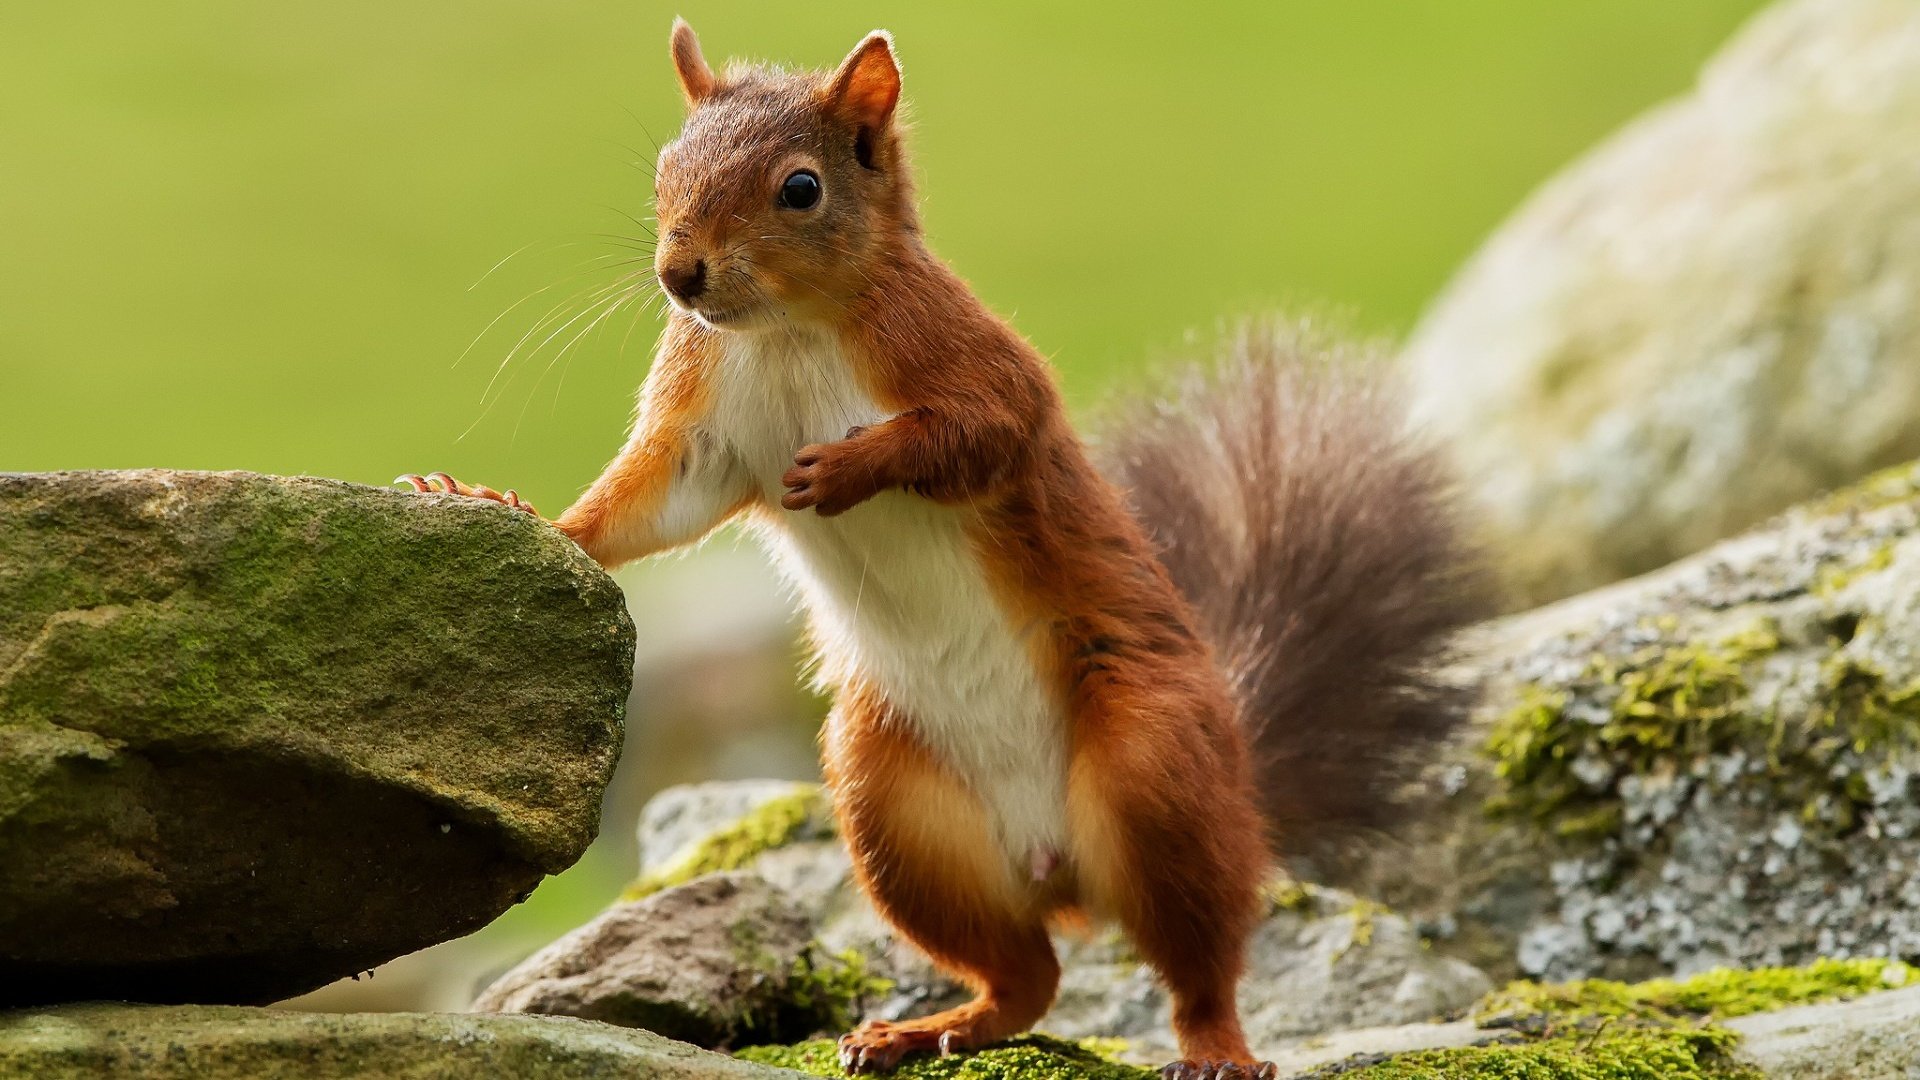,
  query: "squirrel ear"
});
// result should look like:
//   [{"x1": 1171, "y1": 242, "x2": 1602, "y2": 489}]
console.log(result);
[
  {"x1": 826, "y1": 31, "x2": 901, "y2": 130},
  {"x1": 670, "y1": 17, "x2": 716, "y2": 106}
]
